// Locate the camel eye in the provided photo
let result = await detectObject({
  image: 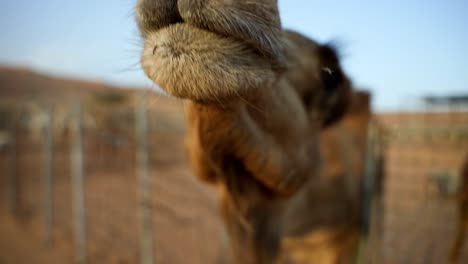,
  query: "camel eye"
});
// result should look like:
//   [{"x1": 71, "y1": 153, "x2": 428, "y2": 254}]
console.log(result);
[{"x1": 321, "y1": 67, "x2": 343, "y2": 95}]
